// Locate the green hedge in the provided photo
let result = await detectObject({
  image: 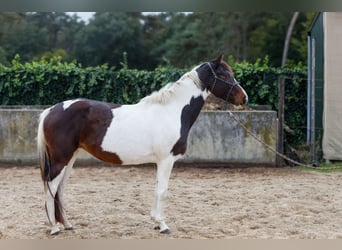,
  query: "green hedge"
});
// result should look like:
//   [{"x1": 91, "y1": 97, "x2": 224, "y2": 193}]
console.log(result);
[
  {"x1": 0, "y1": 56, "x2": 186, "y2": 105},
  {"x1": 234, "y1": 58, "x2": 307, "y2": 144},
  {"x1": 0, "y1": 56, "x2": 307, "y2": 144}
]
